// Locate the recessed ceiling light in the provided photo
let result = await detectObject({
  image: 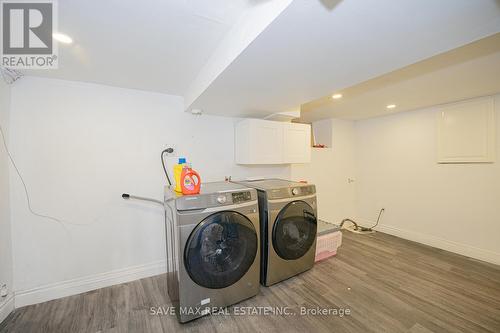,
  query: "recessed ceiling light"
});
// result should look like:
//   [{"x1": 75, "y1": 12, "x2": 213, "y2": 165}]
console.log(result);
[
  {"x1": 331, "y1": 93, "x2": 342, "y2": 99},
  {"x1": 386, "y1": 104, "x2": 397, "y2": 109},
  {"x1": 53, "y1": 33, "x2": 73, "y2": 44}
]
